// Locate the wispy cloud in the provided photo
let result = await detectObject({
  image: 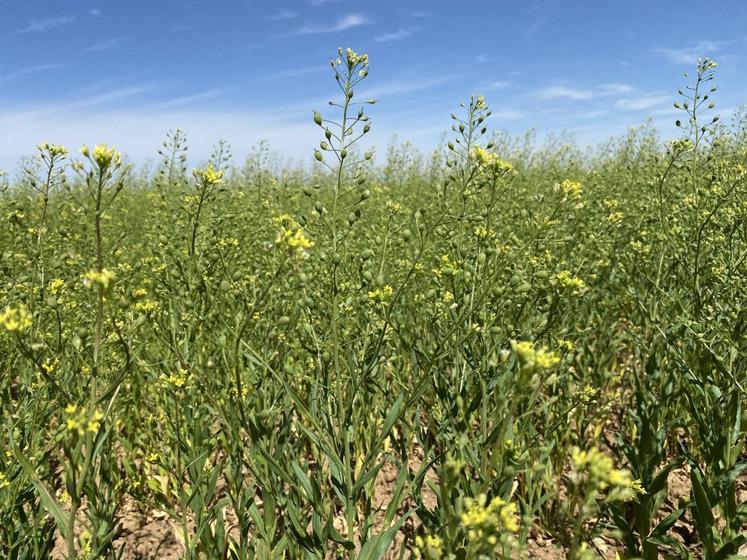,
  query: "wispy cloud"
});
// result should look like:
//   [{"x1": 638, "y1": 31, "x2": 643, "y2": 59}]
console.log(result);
[
  {"x1": 296, "y1": 13, "x2": 369, "y2": 34},
  {"x1": 536, "y1": 82, "x2": 635, "y2": 100},
  {"x1": 654, "y1": 41, "x2": 720, "y2": 64},
  {"x1": 615, "y1": 94, "x2": 670, "y2": 111},
  {"x1": 148, "y1": 89, "x2": 229, "y2": 110},
  {"x1": 475, "y1": 54, "x2": 489, "y2": 64},
  {"x1": 263, "y1": 66, "x2": 327, "y2": 80},
  {"x1": 0, "y1": 63, "x2": 66, "y2": 84},
  {"x1": 18, "y1": 16, "x2": 76, "y2": 33},
  {"x1": 309, "y1": 0, "x2": 341, "y2": 6},
  {"x1": 84, "y1": 37, "x2": 125, "y2": 53},
  {"x1": 536, "y1": 85, "x2": 594, "y2": 100},
  {"x1": 267, "y1": 9, "x2": 297, "y2": 21},
  {"x1": 485, "y1": 80, "x2": 513, "y2": 90},
  {"x1": 375, "y1": 27, "x2": 416, "y2": 42},
  {"x1": 89, "y1": 9, "x2": 102, "y2": 17}
]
